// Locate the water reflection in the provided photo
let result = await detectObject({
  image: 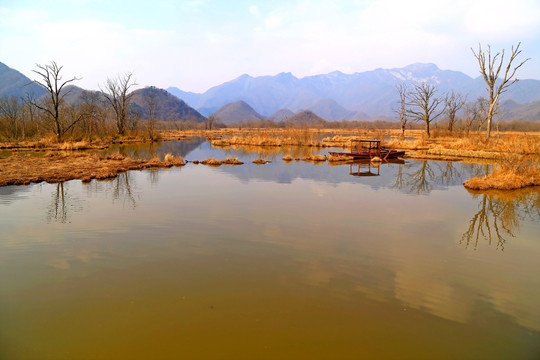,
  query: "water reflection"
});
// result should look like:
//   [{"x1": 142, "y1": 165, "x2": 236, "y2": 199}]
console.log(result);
[
  {"x1": 102, "y1": 137, "x2": 205, "y2": 160},
  {"x1": 348, "y1": 162, "x2": 380, "y2": 176},
  {"x1": 46, "y1": 183, "x2": 83, "y2": 223},
  {"x1": 461, "y1": 189, "x2": 540, "y2": 251},
  {"x1": 112, "y1": 173, "x2": 138, "y2": 209}
]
